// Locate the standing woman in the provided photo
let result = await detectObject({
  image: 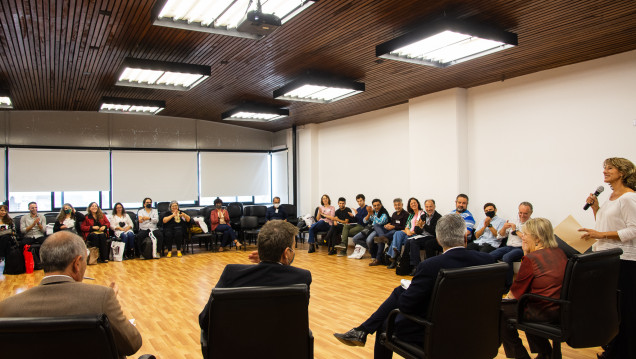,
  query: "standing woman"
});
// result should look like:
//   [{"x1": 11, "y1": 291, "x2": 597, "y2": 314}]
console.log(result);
[
  {"x1": 109, "y1": 203, "x2": 136, "y2": 259},
  {"x1": 0, "y1": 204, "x2": 16, "y2": 261},
  {"x1": 579, "y1": 157, "x2": 636, "y2": 359},
  {"x1": 210, "y1": 198, "x2": 241, "y2": 252},
  {"x1": 162, "y1": 201, "x2": 191, "y2": 257},
  {"x1": 307, "y1": 194, "x2": 335, "y2": 253},
  {"x1": 53, "y1": 203, "x2": 85, "y2": 234},
  {"x1": 81, "y1": 202, "x2": 111, "y2": 263}
]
